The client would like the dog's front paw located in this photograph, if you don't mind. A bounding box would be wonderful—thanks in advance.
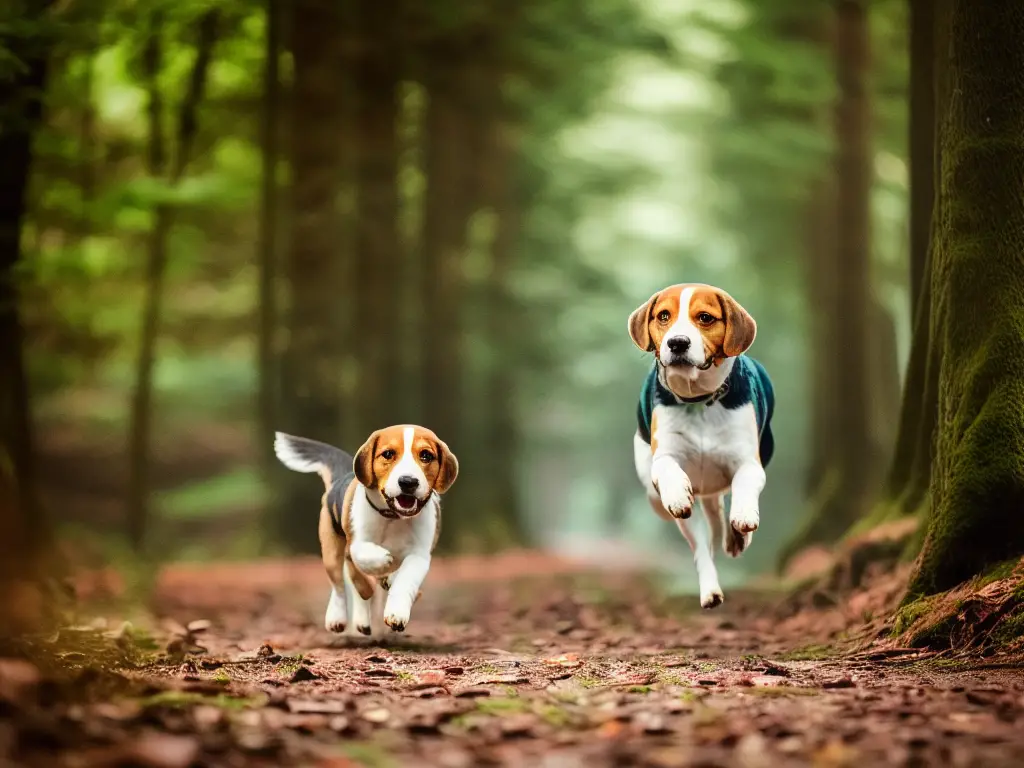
[659,475,694,519]
[351,543,395,576]
[729,502,759,534]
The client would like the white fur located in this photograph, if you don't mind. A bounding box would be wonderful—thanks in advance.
[273,432,323,474]
[343,483,438,635]
[633,355,766,609]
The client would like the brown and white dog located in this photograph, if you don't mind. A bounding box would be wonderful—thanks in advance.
[274,425,458,636]
[628,283,775,609]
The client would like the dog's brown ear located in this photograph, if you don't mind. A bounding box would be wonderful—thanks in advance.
[628,292,659,352]
[719,290,757,357]
[433,437,459,494]
[353,432,379,487]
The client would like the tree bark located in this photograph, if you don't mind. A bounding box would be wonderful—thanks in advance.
[830,0,874,527]
[905,0,1024,598]
[418,47,479,549]
[907,0,934,320]
[257,0,282,515]
[878,0,950,520]
[0,0,56,637]
[125,10,220,552]
[277,0,350,553]
[352,0,402,438]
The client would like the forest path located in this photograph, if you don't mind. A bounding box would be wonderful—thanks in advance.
[8,552,1024,767]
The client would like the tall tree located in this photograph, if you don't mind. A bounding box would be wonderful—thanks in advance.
[256,0,282,492]
[351,0,402,439]
[0,0,56,583]
[276,0,350,553]
[904,0,1024,598]
[125,9,221,551]
[871,0,949,525]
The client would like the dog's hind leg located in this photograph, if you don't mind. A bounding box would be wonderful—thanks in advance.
[652,495,723,609]
[700,494,726,557]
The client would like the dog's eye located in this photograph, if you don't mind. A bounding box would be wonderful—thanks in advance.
[657,310,671,323]
[697,312,716,325]
[380,449,396,460]
[419,450,435,463]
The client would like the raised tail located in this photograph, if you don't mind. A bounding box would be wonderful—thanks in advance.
[273,431,353,488]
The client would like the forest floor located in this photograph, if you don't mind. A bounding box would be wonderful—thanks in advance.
[5,550,1024,768]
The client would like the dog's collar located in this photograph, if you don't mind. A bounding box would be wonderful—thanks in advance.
[365,492,401,520]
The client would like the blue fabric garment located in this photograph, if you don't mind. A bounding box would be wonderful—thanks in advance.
[635,355,776,468]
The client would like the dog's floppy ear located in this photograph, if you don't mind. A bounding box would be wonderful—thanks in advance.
[353,431,379,487]
[719,290,757,357]
[433,437,459,494]
[628,291,659,352]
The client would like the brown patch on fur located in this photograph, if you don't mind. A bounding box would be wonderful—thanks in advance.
[688,287,727,364]
[628,286,684,354]
[650,411,660,454]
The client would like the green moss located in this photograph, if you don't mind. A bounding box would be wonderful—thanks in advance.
[975,557,1020,587]
[476,697,530,716]
[991,610,1024,645]
[537,704,573,728]
[628,685,652,694]
[891,596,935,637]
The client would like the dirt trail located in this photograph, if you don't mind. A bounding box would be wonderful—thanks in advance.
[4,552,1024,767]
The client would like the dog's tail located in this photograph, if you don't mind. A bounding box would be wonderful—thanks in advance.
[273,431,353,489]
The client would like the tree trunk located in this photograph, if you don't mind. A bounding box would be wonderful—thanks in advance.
[0,1,56,637]
[907,0,934,320]
[877,0,950,520]
[125,11,220,552]
[277,0,350,553]
[473,120,526,550]
[905,0,1024,598]
[831,0,874,525]
[419,50,478,549]
[779,2,876,565]
[257,0,282,523]
[352,0,402,438]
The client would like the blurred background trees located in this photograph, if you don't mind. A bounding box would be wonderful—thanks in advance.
[4,0,941,592]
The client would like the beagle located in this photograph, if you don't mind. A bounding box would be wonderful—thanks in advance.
[273,425,458,636]
[628,283,774,609]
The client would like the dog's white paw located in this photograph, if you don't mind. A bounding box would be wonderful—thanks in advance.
[324,590,347,633]
[351,543,395,576]
[659,475,694,519]
[725,528,752,558]
[383,597,411,633]
[700,586,725,610]
[729,502,759,534]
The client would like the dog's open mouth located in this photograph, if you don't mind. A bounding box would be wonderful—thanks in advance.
[392,494,419,513]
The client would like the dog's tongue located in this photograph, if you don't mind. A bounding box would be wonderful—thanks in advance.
[395,495,417,510]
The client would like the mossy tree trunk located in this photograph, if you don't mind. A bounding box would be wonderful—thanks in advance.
[905,0,1024,599]
[277,0,351,553]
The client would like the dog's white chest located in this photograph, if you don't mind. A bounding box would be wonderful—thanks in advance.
[656,402,758,495]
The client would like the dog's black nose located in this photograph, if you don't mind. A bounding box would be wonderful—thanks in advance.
[397,475,420,493]
[666,336,691,354]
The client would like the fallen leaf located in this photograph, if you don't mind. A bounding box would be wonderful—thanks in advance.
[633,711,671,735]
[479,674,528,685]
[597,719,627,740]
[364,668,396,678]
[823,677,856,689]
[328,715,352,733]
[187,619,212,634]
[257,643,275,657]
[454,687,491,698]
[444,666,465,676]
[409,669,447,689]
[543,653,581,669]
